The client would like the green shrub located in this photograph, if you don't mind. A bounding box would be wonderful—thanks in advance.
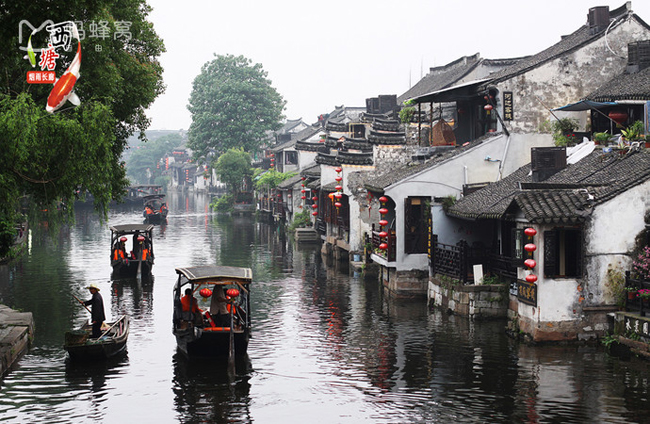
[210,194,234,212]
[288,209,311,231]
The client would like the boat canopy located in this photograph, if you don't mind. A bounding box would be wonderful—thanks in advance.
[552,100,618,111]
[110,224,155,234]
[175,266,253,284]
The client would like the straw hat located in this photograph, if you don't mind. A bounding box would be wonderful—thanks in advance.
[87,284,100,291]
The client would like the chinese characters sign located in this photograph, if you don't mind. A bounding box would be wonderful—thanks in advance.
[517,280,537,306]
[503,91,513,121]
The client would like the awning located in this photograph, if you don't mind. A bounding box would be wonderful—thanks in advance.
[407,78,491,104]
[552,100,617,111]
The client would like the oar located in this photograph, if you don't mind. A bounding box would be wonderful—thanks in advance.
[228,307,235,375]
[72,293,91,314]
[98,315,125,339]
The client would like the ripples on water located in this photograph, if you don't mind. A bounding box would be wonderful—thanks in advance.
[1,193,650,423]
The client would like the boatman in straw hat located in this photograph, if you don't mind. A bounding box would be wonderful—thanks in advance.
[84,284,106,338]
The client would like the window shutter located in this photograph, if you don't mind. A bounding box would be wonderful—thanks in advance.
[544,230,557,277]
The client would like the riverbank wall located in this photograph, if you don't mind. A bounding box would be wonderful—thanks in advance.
[0,304,34,378]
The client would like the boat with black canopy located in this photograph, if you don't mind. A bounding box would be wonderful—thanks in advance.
[172,265,252,359]
[110,224,155,279]
[142,194,168,224]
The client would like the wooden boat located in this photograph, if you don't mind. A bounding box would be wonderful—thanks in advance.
[172,265,252,358]
[110,224,155,279]
[142,194,168,223]
[64,315,129,360]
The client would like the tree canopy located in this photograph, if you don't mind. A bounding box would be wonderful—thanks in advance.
[187,54,285,159]
[214,148,252,195]
[0,0,165,255]
[126,133,182,184]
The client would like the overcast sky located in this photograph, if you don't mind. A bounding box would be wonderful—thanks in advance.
[144,0,650,131]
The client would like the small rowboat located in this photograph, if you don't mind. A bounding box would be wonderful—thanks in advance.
[64,315,129,360]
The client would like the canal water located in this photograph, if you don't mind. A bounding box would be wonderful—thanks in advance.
[0,191,649,423]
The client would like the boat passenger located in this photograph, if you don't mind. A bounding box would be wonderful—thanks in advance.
[181,288,203,326]
[210,287,230,327]
[84,284,106,339]
[113,237,127,260]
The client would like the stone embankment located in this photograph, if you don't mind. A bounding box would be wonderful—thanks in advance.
[0,304,34,377]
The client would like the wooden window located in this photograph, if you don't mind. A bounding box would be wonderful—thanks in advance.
[544,228,582,278]
[405,197,429,254]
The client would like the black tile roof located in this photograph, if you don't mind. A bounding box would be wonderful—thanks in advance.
[585,65,650,102]
[363,137,492,192]
[478,3,637,90]
[448,147,650,223]
[398,54,483,103]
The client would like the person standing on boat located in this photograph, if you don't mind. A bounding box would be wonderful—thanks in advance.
[84,284,106,338]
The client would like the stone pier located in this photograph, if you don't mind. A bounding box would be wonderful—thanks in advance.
[0,304,34,378]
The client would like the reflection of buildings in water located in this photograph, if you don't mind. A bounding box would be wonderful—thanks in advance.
[171,352,252,423]
[110,277,154,320]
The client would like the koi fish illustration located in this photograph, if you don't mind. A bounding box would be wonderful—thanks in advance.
[24,33,36,67]
[46,22,81,113]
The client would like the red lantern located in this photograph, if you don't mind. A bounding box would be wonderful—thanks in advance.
[524,227,537,237]
[379,196,388,203]
[335,185,342,191]
[335,176,342,182]
[335,167,342,173]
[379,208,388,215]
[312,211,318,216]
[379,219,388,226]
[524,259,537,269]
[484,104,493,111]
[312,196,318,201]
[524,243,537,252]
[328,193,335,200]
[301,196,306,200]
[525,274,538,283]
[199,288,212,298]
[311,204,318,209]
[379,231,388,238]
[335,202,342,208]
[120,236,127,242]
[301,176,306,181]
[334,193,342,199]
[379,243,388,250]
[226,288,240,298]
[301,189,306,193]
[608,110,628,125]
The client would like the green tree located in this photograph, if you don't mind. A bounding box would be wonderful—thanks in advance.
[0,0,165,255]
[187,54,285,159]
[215,148,251,196]
[126,133,182,184]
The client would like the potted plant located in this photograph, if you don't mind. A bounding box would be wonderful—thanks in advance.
[551,117,579,147]
[621,121,646,145]
[625,286,639,300]
[592,132,611,145]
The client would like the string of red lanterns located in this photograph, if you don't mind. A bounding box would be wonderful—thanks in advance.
[300,176,306,209]
[378,196,388,251]
[523,227,537,283]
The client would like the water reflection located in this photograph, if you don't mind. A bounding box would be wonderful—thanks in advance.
[172,352,252,422]
[2,191,650,423]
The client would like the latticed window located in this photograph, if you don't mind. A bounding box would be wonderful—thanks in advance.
[544,228,582,278]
